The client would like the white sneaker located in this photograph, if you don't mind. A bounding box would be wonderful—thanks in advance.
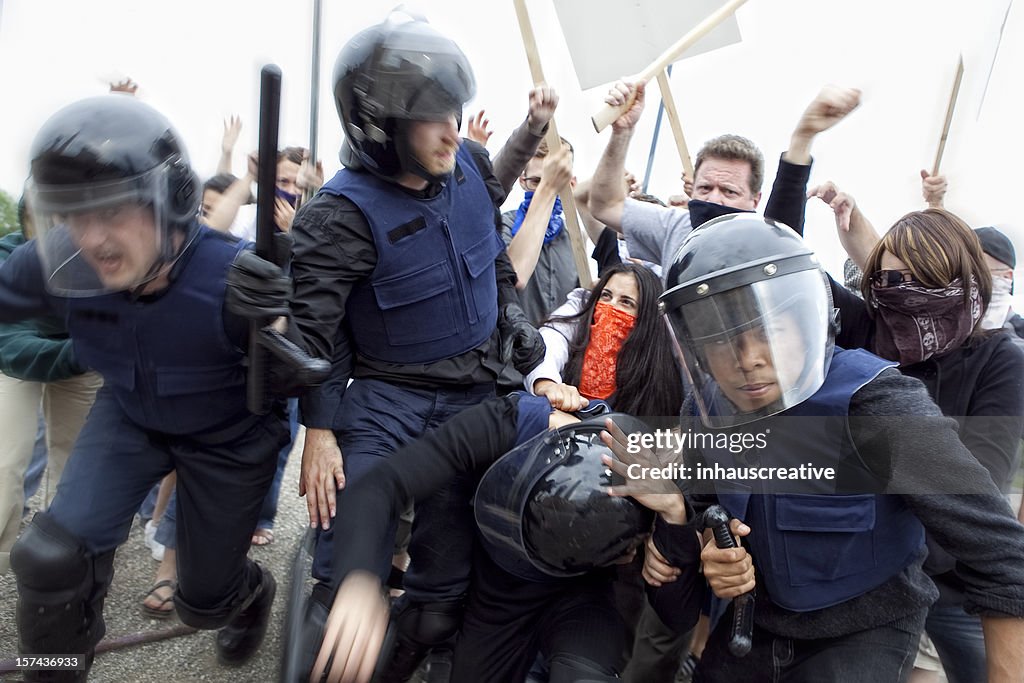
[144,520,157,547]
[145,520,165,562]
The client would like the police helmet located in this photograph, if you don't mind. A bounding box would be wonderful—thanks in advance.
[660,214,837,427]
[26,95,200,296]
[475,413,655,581]
[332,11,475,183]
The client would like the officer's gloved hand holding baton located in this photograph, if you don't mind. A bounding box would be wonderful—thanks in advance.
[700,506,755,656]
[225,250,293,320]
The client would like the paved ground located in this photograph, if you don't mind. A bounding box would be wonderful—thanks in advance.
[0,432,310,683]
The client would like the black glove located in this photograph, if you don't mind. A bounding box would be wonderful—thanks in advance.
[269,230,293,269]
[225,250,293,320]
[498,303,546,375]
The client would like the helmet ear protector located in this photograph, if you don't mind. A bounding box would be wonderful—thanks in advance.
[166,155,200,225]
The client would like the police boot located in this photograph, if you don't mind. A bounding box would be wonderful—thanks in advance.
[217,564,277,665]
[372,596,463,683]
[11,513,113,683]
[281,583,331,683]
[422,647,454,683]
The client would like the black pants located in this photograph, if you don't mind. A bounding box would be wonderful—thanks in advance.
[695,605,923,683]
[451,549,627,683]
[41,389,287,626]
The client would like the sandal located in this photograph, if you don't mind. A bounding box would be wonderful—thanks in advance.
[141,579,176,619]
[251,528,274,546]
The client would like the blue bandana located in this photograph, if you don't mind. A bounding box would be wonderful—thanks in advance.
[509,191,565,243]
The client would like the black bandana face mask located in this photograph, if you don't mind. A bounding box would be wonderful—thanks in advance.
[870,276,982,366]
[687,199,754,228]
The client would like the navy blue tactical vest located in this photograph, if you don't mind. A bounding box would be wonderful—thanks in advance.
[704,348,926,612]
[66,228,250,435]
[319,145,504,364]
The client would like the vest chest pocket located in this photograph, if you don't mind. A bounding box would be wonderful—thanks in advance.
[459,232,503,324]
[775,493,877,586]
[372,261,458,346]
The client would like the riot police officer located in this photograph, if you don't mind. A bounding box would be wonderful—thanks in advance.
[227,11,546,681]
[641,214,1024,682]
[2,95,294,680]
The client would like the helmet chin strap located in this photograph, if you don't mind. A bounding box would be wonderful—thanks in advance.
[128,223,198,299]
[394,131,453,187]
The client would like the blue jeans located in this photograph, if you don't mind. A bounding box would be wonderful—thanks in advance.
[695,607,924,683]
[22,414,47,505]
[925,603,985,683]
[312,379,494,602]
[256,397,299,530]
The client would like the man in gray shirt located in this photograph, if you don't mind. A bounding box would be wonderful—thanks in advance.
[589,81,862,269]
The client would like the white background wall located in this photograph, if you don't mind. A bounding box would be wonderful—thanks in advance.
[0,0,1020,288]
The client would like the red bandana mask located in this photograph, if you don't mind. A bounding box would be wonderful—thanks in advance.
[579,302,636,400]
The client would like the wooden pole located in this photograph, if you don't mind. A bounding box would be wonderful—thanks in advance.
[655,70,695,180]
[512,0,594,288]
[932,55,964,176]
[591,0,748,132]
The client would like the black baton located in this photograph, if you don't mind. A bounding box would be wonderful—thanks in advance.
[247,65,283,415]
[246,65,330,414]
[702,505,754,657]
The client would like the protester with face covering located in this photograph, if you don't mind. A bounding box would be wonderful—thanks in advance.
[526,262,681,418]
[974,226,1024,336]
[587,81,862,272]
[521,261,688,682]
[812,190,1024,683]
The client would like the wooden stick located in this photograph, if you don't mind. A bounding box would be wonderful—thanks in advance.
[932,55,964,176]
[0,627,199,673]
[591,0,749,133]
[655,71,695,180]
[512,0,594,288]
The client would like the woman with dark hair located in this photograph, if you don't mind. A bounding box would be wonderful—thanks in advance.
[813,189,1024,683]
[524,261,688,682]
[526,262,683,420]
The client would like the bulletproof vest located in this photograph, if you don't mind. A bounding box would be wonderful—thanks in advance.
[66,228,250,435]
[704,348,926,612]
[320,144,503,364]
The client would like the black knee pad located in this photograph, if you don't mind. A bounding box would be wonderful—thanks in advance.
[371,597,464,683]
[391,595,464,649]
[11,512,89,594]
[10,513,109,662]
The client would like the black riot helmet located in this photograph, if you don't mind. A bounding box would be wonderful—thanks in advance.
[475,413,655,581]
[660,214,838,428]
[332,10,476,183]
[26,95,200,296]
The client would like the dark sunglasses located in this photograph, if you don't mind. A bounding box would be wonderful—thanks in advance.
[871,269,917,288]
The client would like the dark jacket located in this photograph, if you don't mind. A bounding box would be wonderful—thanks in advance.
[652,368,1024,640]
[830,276,1024,604]
[0,232,83,382]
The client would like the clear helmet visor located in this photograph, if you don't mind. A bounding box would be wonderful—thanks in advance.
[664,269,835,428]
[26,165,171,296]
